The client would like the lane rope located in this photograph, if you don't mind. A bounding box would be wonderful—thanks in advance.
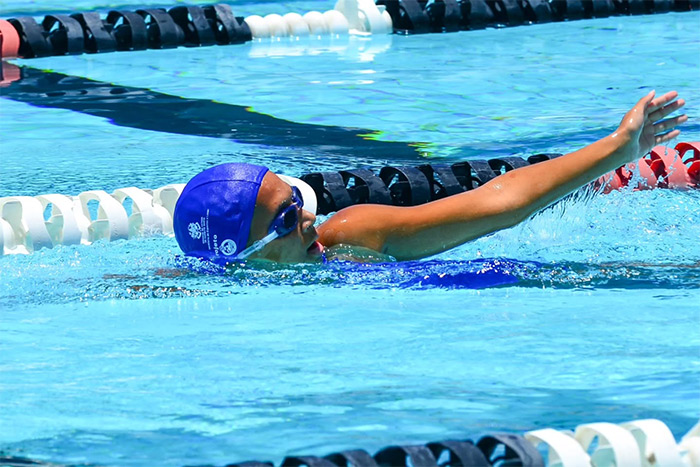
[0,417,697,466]
[1,142,697,256]
[1,0,697,59]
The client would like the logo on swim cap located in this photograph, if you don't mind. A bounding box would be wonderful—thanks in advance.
[219,239,236,256]
[220,239,237,256]
[188,222,202,240]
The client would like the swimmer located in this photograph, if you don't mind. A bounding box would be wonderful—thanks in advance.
[173,90,687,264]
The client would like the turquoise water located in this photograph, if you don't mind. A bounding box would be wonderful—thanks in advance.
[1,3,700,465]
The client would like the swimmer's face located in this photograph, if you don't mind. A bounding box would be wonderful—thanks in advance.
[247,171,323,263]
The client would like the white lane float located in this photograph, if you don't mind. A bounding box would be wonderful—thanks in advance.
[0,177,317,256]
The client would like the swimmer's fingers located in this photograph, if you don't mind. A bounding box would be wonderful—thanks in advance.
[655,129,682,145]
[653,114,687,134]
[647,90,679,112]
[648,96,685,123]
[653,114,688,143]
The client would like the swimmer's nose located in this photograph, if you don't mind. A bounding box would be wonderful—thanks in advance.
[301,208,316,231]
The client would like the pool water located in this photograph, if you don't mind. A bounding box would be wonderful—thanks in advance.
[1,2,699,465]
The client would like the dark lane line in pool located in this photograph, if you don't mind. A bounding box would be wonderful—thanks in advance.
[0,66,427,159]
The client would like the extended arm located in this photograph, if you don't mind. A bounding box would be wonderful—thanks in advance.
[317,91,687,260]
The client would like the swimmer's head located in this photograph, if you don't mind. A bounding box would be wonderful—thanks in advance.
[173,163,322,264]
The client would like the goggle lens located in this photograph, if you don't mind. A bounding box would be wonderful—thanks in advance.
[278,207,299,234]
[269,186,304,236]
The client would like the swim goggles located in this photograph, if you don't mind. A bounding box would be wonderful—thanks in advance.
[236,185,304,260]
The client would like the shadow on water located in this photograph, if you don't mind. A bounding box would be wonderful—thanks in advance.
[2,255,699,306]
[0,67,427,160]
[71,257,700,303]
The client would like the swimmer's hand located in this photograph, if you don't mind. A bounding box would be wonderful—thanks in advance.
[616,90,687,162]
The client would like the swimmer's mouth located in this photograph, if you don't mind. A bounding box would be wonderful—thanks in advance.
[307,241,324,256]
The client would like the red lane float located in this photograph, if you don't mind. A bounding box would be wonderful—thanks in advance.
[676,141,700,185]
[597,142,700,192]
[0,18,21,59]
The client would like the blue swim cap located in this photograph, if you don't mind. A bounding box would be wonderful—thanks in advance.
[173,163,269,263]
